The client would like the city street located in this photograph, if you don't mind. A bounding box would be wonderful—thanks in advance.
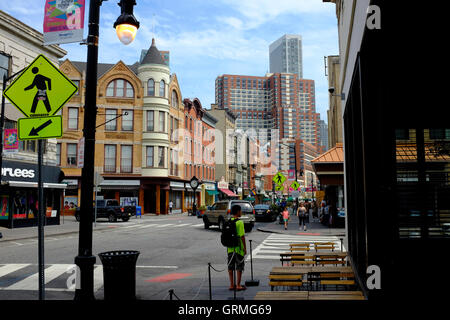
[0,213,344,300]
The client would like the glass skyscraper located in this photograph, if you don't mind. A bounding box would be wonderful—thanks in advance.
[269,34,303,78]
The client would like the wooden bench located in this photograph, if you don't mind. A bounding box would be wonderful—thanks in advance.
[280,252,308,266]
[290,255,316,266]
[308,291,364,300]
[314,242,336,251]
[269,280,303,291]
[269,274,304,281]
[254,291,309,300]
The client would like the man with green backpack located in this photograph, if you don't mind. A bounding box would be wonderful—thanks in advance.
[222,205,247,291]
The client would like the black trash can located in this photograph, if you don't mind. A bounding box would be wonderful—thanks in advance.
[98,250,140,300]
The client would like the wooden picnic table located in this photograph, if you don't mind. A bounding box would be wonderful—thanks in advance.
[311,251,347,257]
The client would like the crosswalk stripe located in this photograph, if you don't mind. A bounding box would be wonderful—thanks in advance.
[192,223,204,227]
[7,264,72,290]
[0,264,29,278]
[93,265,103,292]
[154,224,174,228]
[172,223,192,227]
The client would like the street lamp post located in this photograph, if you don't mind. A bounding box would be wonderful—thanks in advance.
[74,0,139,301]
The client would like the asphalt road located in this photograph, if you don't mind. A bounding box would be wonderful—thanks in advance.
[0,214,342,300]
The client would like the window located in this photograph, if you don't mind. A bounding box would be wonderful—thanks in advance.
[148,79,155,96]
[0,52,10,80]
[172,90,178,108]
[121,145,132,173]
[67,143,77,166]
[158,146,165,168]
[68,108,78,129]
[146,146,154,167]
[159,111,165,132]
[104,145,116,172]
[56,143,61,165]
[159,80,165,98]
[147,111,154,131]
[72,80,80,95]
[106,79,134,98]
[105,109,117,131]
[122,110,133,131]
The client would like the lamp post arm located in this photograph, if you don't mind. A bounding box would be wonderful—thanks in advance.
[95,111,128,128]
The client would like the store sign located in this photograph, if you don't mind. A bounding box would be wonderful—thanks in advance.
[204,183,216,190]
[1,167,35,179]
[217,176,228,189]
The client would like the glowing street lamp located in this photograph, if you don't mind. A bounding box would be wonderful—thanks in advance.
[114,0,140,45]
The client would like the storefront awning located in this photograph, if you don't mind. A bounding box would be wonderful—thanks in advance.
[206,190,219,195]
[99,180,140,189]
[6,181,67,189]
[219,188,239,197]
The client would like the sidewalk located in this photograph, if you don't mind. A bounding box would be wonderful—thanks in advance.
[257,213,346,237]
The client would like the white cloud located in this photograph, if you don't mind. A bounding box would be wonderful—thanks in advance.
[221,0,333,29]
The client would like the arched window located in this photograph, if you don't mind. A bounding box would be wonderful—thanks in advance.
[106,79,134,97]
[159,80,165,98]
[171,90,178,108]
[148,79,155,96]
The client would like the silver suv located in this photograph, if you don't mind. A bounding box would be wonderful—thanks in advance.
[203,200,255,233]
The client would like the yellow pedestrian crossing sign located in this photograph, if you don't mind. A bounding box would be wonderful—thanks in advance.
[3,54,78,118]
[290,181,300,191]
[18,116,62,140]
[273,172,286,185]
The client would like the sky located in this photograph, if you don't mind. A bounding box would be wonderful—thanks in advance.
[0,0,339,124]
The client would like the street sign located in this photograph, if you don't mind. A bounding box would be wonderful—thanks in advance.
[17,116,63,140]
[275,184,284,191]
[3,54,78,118]
[273,172,286,185]
[290,181,300,191]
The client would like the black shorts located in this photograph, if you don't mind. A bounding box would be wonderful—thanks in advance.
[227,252,245,271]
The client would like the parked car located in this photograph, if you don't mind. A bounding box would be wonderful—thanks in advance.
[203,200,255,233]
[75,199,134,222]
[254,204,277,222]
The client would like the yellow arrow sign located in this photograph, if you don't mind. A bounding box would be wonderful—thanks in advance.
[18,116,63,140]
[3,54,78,118]
[275,184,284,191]
[273,172,286,185]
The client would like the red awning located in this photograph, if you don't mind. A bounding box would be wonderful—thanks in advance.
[219,188,239,197]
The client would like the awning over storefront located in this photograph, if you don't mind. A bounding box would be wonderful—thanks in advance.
[5,181,67,189]
[206,190,219,195]
[170,181,186,191]
[100,180,140,190]
[219,188,239,197]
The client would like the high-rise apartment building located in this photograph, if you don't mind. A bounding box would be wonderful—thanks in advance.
[215,73,320,147]
[269,34,303,78]
[319,119,329,150]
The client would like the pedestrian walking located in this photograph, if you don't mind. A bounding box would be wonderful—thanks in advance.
[297,202,308,231]
[227,205,247,291]
[169,200,173,214]
[312,200,318,222]
[282,207,290,230]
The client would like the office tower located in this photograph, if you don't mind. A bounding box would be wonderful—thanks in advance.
[319,120,329,150]
[269,34,303,78]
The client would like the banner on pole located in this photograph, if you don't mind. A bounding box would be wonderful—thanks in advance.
[43,0,85,45]
[3,129,19,153]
